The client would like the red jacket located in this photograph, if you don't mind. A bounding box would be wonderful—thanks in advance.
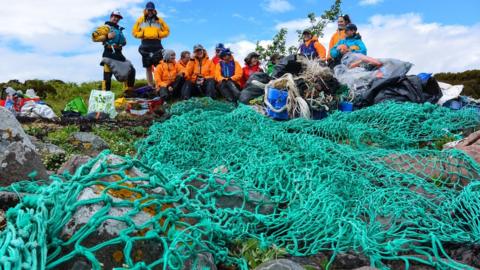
[241,64,263,88]
[212,55,221,65]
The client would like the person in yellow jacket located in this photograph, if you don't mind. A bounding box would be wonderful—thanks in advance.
[328,14,351,61]
[215,48,243,103]
[299,30,326,62]
[132,2,170,87]
[182,44,217,100]
[154,50,185,100]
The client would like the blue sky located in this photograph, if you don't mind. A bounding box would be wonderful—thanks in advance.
[0,0,478,82]
[117,0,480,52]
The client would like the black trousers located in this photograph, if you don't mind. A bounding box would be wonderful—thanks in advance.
[158,75,185,100]
[218,80,241,102]
[139,40,163,68]
[181,79,217,100]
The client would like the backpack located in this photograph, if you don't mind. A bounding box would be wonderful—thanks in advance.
[92,25,110,42]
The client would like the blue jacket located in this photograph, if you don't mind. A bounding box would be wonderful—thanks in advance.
[330,34,367,59]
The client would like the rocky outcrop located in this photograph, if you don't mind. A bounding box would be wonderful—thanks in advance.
[255,259,305,270]
[0,107,48,186]
[69,132,108,156]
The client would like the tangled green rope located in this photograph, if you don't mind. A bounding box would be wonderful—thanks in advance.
[1,99,479,269]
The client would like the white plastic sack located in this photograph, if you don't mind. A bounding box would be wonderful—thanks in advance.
[437,82,464,105]
[25,89,39,98]
[20,101,57,119]
[88,90,117,119]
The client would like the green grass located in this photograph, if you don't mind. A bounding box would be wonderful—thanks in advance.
[24,124,148,171]
[229,239,287,269]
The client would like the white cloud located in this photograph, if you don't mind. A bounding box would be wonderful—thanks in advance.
[0,6,478,83]
[359,0,384,6]
[0,0,142,38]
[262,0,294,13]
[0,0,144,82]
[273,13,480,74]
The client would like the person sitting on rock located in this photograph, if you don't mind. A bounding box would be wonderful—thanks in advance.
[299,29,327,62]
[182,44,217,100]
[178,51,191,72]
[215,48,243,103]
[154,50,185,101]
[330,24,367,61]
[267,53,281,77]
[242,52,264,88]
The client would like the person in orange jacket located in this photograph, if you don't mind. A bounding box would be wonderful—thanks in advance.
[215,48,243,103]
[182,44,217,100]
[154,50,185,100]
[132,2,170,88]
[299,30,326,61]
[328,15,351,60]
[178,51,191,72]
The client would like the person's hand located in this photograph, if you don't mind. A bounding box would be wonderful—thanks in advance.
[107,31,116,39]
[350,45,360,51]
[338,45,349,54]
[168,86,173,92]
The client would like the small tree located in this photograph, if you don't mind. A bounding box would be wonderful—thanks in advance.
[255,28,288,63]
[296,0,342,40]
[256,0,342,61]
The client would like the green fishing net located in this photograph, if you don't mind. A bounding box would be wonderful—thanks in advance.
[1,98,479,270]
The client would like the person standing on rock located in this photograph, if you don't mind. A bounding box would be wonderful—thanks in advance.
[132,1,170,88]
[91,10,136,94]
[328,14,351,60]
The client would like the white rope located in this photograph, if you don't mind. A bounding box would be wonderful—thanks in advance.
[264,73,311,119]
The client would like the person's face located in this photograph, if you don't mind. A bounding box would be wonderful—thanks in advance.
[250,57,259,66]
[303,33,312,42]
[345,29,354,38]
[194,49,204,58]
[147,9,155,16]
[181,53,191,63]
[169,53,176,62]
[110,15,121,24]
[215,48,222,56]
[338,17,346,28]
[223,55,232,62]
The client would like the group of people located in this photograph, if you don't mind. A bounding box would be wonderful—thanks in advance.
[299,15,367,64]
[92,2,367,103]
[153,44,270,103]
